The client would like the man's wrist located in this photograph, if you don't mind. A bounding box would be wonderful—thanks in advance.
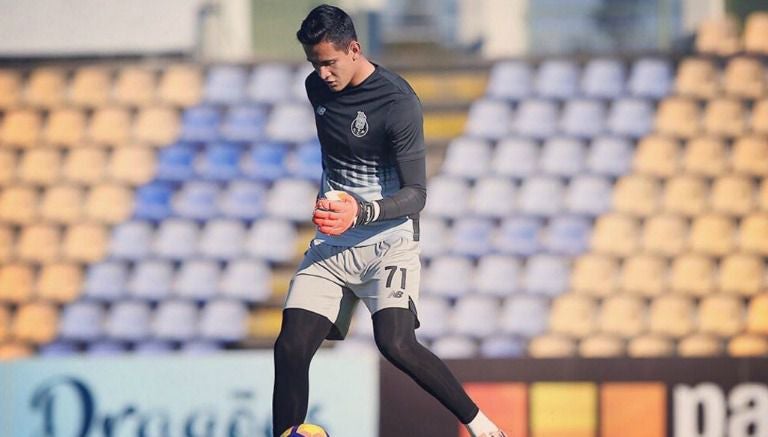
[354,200,379,226]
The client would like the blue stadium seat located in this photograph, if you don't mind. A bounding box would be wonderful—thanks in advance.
[199,299,248,342]
[587,136,633,176]
[245,218,297,263]
[494,217,542,256]
[172,259,220,301]
[181,340,222,355]
[442,137,493,180]
[419,215,449,260]
[565,174,613,216]
[474,254,520,296]
[198,218,246,259]
[464,99,513,140]
[247,63,293,104]
[451,217,494,258]
[265,178,317,222]
[543,216,591,255]
[38,341,79,357]
[172,181,220,220]
[628,58,672,99]
[220,105,267,142]
[470,176,516,218]
[423,255,473,298]
[133,181,175,221]
[607,98,654,138]
[86,341,127,356]
[423,176,471,219]
[559,99,606,138]
[109,221,153,260]
[486,61,533,100]
[241,142,288,182]
[287,140,323,181]
[480,335,525,358]
[266,102,316,143]
[128,260,174,301]
[220,259,271,302]
[492,137,539,178]
[514,99,558,139]
[153,218,200,259]
[203,65,247,105]
[431,335,478,359]
[83,261,129,301]
[414,295,450,340]
[581,58,625,99]
[152,300,198,341]
[105,301,151,341]
[179,105,221,143]
[450,294,499,338]
[518,176,564,217]
[535,59,579,99]
[59,301,106,341]
[499,295,549,337]
[523,254,569,296]
[155,142,197,182]
[219,180,267,220]
[133,340,174,355]
[195,142,242,181]
[539,136,586,177]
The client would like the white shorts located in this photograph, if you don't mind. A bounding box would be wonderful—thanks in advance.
[285,236,421,340]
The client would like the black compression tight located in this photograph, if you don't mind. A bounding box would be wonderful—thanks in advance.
[272,307,479,437]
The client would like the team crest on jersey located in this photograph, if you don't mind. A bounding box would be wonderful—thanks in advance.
[351,111,369,137]
[316,105,326,115]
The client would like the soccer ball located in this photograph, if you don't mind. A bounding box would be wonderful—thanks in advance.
[280,423,329,437]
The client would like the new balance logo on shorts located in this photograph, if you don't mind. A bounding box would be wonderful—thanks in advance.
[388,290,404,299]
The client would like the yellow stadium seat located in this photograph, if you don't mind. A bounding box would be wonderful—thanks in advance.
[678,334,723,357]
[752,99,768,135]
[63,147,107,186]
[723,57,765,99]
[0,263,34,303]
[0,225,13,263]
[36,262,82,303]
[84,183,133,224]
[248,307,283,340]
[579,334,624,357]
[0,69,22,109]
[702,98,746,138]
[718,253,763,296]
[12,301,58,344]
[549,294,596,338]
[696,16,741,55]
[599,295,646,338]
[25,67,66,108]
[69,66,112,107]
[682,137,727,177]
[44,107,86,147]
[674,58,719,99]
[698,295,744,337]
[728,334,768,357]
[731,136,768,176]
[689,214,736,256]
[270,268,294,302]
[655,96,702,139]
[633,135,680,178]
[612,174,660,217]
[88,106,131,146]
[0,341,34,361]
[739,213,768,255]
[570,253,619,297]
[627,334,674,357]
[158,64,202,107]
[649,295,695,338]
[710,175,755,217]
[40,185,84,224]
[619,254,667,297]
[642,214,687,256]
[670,254,716,296]
[0,185,38,224]
[62,223,107,262]
[115,66,156,106]
[108,145,156,186]
[744,12,768,54]
[17,224,60,263]
[18,148,61,186]
[0,108,42,147]
[747,294,768,334]
[528,334,576,358]
[0,149,16,184]
[662,175,708,217]
[134,106,180,146]
[591,213,640,257]
[0,305,9,341]
[760,179,768,212]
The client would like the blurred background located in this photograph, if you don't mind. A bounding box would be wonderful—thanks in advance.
[1,0,768,436]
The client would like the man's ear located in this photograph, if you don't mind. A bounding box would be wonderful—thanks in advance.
[349,41,361,59]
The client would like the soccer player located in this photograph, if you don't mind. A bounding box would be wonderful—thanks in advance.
[272,4,507,437]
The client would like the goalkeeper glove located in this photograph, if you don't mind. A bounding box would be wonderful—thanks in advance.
[313,191,375,236]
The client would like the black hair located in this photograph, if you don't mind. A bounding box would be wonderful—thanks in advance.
[296,4,357,50]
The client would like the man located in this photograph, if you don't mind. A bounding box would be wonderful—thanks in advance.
[272,4,507,437]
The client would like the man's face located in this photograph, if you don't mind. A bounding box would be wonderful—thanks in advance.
[303,40,359,92]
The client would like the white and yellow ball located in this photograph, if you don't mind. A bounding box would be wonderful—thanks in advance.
[280,423,329,437]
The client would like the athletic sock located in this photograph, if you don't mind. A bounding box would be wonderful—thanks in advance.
[466,410,501,437]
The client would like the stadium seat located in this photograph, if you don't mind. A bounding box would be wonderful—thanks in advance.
[172,259,220,300]
[44,108,86,147]
[244,218,298,263]
[564,175,613,216]
[415,296,451,340]
[542,216,590,255]
[153,218,199,259]
[133,181,174,221]
[109,220,153,260]
[474,255,520,297]
[486,61,533,100]
[627,58,672,99]
[86,341,127,356]
[599,295,646,338]
[200,299,248,342]
[492,137,538,178]
[152,300,198,341]
[69,66,111,107]
[241,142,288,182]
[710,175,754,217]
[62,222,108,262]
[703,98,746,138]
[1,306,12,341]
[590,213,639,257]
[539,136,585,177]
[266,102,316,143]
[549,294,596,338]
[761,180,768,212]
[744,11,768,53]
[493,217,542,256]
[0,185,38,224]
[612,174,660,217]
[172,181,220,220]
[84,183,134,224]
[220,105,267,142]
[39,185,82,225]
[83,261,128,301]
[63,147,107,186]
[17,224,60,263]
[678,334,722,357]
[559,99,605,138]
[0,342,34,360]
[570,253,618,297]
[746,294,768,334]
[109,145,156,186]
[220,259,271,302]
[606,98,653,138]
[630,335,675,359]
[114,66,156,106]
[498,295,548,338]
[181,340,222,355]
[633,135,680,178]
[158,64,202,107]
[682,136,727,177]
[619,254,667,297]
[464,99,513,140]
[219,180,266,220]
[470,176,516,218]
[0,149,15,184]
[0,226,12,264]
[518,176,564,217]
[662,175,708,217]
[529,334,576,358]
[36,262,82,303]
[689,214,736,256]
[649,295,695,338]
[25,67,66,108]
[423,255,473,298]
[133,106,180,146]
[514,99,558,139]
[723,56,765,99]
[442,136,493,179]
[752,99,768,135]
[431,335,478,359]
[0,69,21,109]
[290,64,314,101]
[739,213,768,255]
[728,334,768,357]
[670,254,715,297]
[419,215,448,260]
[265,178,316,222]
[451,217,494,258]
[523,254,569,297]
[155,142,196,182]
[535,59,579,99]
[179,105,221,143]
[195,142,242,181]
[286,139,323,181]
[88,106,131,146]
[720,247,762,294]
[641,214,687,256]
[133,340,174,355]
[731,136,768,176]
[198,218,246,259]
[246,63,293,103]
[59,301,106,341]
[587,136,634,176]
[129,260,174,301]
[247,307,283,340]
[204,65,247,105]
[579,334,624,358]
[12,302,58,344]
[698,295,744,337]
[480,335,525,358]
[423,176,471,219]
[675,57,719,99]
[695,15,740,55]
[450,294,499,338]
[0,263,34,303]
[581,58,624,99]
[0,108,42,147]
[19,148,61,186]
[654,96,701,139]
[105,301,152,341]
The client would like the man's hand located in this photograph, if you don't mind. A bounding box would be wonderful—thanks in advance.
[313,192,360,236]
